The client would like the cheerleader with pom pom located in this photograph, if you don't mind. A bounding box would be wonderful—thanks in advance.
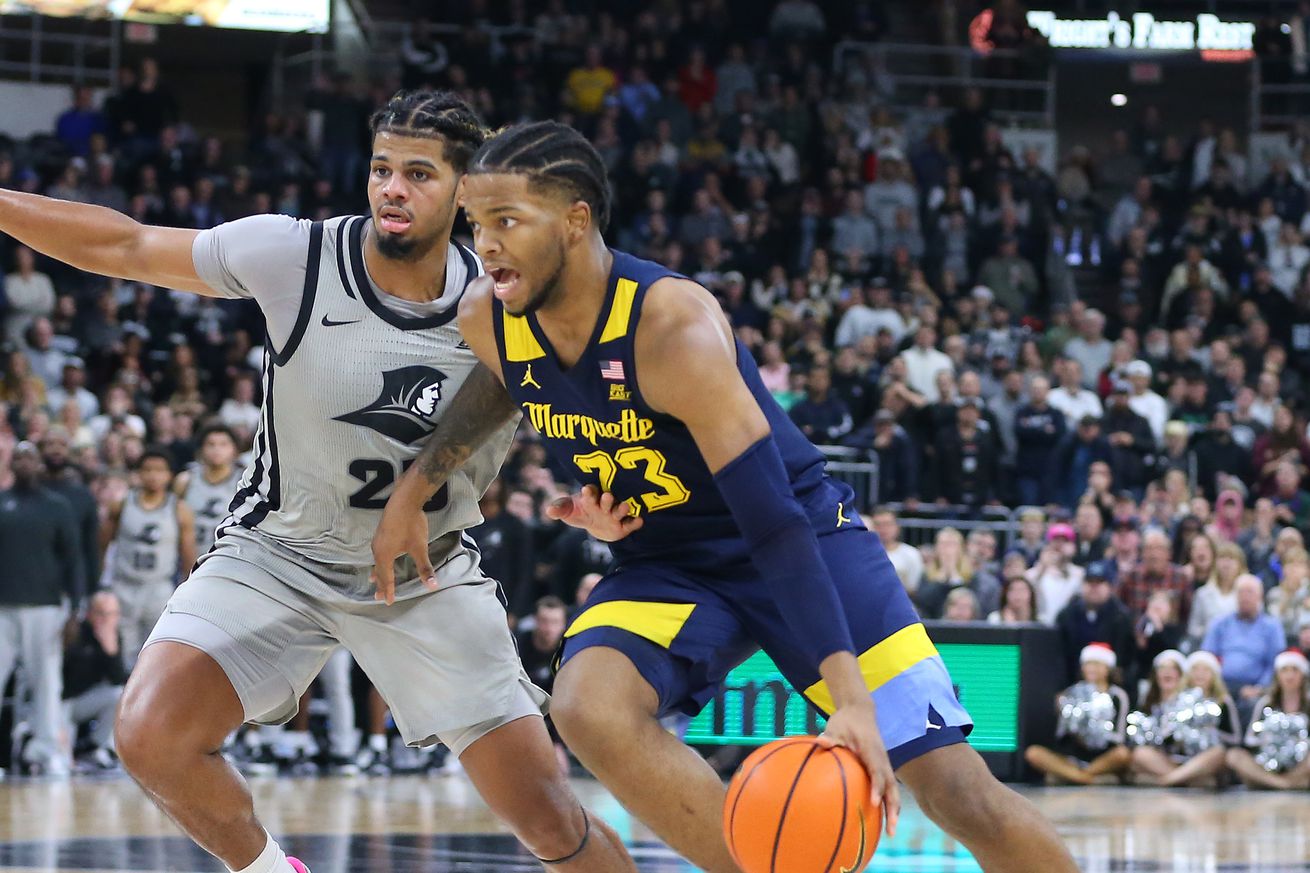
[1225,649,1310,789]
[1024,643,1132,784]
[1131,650,1241,786]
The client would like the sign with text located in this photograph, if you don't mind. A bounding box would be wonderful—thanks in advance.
[683,643,1022,752]
[1025,10,1254,54]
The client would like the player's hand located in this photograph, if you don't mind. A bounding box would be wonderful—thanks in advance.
[545,485,644,542]
[818,700,900,838]
[370,499,436,605]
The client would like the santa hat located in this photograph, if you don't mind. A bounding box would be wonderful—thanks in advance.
[1185,650,1222,677]
[1080,642,1117,668]
[1152,649,1187,674]
[1275,648,1310,675]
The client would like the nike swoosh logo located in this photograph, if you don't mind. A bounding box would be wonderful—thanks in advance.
[456,339,471,350]
[840,810,868,873]
[321,315,362,327]
[925,721,942,730]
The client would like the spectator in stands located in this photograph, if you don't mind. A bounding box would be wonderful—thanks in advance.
[788,365,853,444]
[864,408,919,502]
[918,527,998,620]
[1055,561,1135,683]
[1064,310,1114,389]
[1027,523,1086,625]
[1072,502,1107,566]
[1120,529,1193,623]
[1188,541,1245,643]
[942,588,981,622]
[1053,418,1113,511]
[1226,648,1310,790]
[870,508,923,595]
[901,325,953,401]
[46,358,98,424]
[5,246,56,345]
[1013,376,1065,507]
[1252,405,1310,497]
[989,569,1037,625]
[1102,381,1155,498]
[1048,360,1103,428]
[469,479,534,625]
[1193,407,1252,501]
[1271,462,1310,530]
[1131,591,1185,689]
[23,318,67,391]
[1203,574,1288,724]
[930,397,1000,510]
[63,590,127,769]
[1267,547,1310,640]
[1010,508,1047,567]
[975,235,1037,315]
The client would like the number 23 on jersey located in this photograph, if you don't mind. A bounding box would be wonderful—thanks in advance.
[573,446,690,517]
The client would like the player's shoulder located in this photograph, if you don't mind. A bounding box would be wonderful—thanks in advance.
[639,275,731,355]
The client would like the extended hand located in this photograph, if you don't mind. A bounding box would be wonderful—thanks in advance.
[817,700,899,837]
[545,485,645,542]
[370,499,436,605]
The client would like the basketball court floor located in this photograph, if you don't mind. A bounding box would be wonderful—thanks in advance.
[0,775,1305,872]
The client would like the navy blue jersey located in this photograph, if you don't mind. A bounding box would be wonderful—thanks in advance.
[492,249,857,572]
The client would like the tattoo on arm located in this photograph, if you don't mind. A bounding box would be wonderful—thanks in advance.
[414,363,518,487]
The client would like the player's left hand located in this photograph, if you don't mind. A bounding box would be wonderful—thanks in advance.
[546,485,644,542]
[818,700,900,838]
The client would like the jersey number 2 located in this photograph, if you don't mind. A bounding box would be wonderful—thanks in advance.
[347,459,449,511]
[573,447,690,515]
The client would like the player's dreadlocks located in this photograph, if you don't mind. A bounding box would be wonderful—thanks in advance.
[369,90,488,173]
[467,121,612,232]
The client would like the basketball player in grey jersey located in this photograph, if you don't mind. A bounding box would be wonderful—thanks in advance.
[175,424,244,555]
[103,447,195,667]
[0,91,636,873]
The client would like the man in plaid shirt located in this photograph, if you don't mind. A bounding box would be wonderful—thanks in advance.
[1117,528,1193,623]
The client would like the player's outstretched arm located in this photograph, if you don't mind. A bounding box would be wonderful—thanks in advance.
[636,277,899,834]
[0,189,213,294]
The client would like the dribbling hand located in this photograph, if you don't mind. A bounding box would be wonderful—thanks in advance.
[370,499,437,606]
[817,700,900,838]
[546,485,644,542]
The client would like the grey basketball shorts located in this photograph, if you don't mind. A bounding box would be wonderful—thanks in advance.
[144,526,548,756]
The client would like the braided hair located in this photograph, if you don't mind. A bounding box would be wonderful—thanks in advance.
[369,90,488,173]
[468,121,612,232]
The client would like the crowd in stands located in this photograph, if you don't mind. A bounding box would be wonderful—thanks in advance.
[1,0,1309,780]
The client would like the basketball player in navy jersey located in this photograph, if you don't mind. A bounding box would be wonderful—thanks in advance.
[0,97,635,873]
[373,122,1078,873]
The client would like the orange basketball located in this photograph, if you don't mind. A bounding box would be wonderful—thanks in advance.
[723,737,881,873]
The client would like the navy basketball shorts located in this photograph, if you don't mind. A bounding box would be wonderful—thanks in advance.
[557,526,973,769]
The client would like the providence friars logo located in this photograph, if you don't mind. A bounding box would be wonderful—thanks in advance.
[335,366,448,444]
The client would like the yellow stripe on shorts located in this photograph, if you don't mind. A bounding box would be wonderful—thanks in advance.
[564,600,696,649]
[803,623,939,715]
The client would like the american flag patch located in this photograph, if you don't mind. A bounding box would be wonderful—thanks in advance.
[599,360,625,381]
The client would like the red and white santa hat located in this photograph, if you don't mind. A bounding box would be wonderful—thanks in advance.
[1152,649,1187,674]
[1275,648,1310,675]
[1185,650,1222,677]
[1080,642,1117,668]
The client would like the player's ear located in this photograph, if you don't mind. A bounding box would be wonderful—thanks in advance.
[565,200,591,242]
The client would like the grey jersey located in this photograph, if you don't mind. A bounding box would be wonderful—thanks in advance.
[110,491,180,588]
[192,214,516,568]
[184,464,245,554]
